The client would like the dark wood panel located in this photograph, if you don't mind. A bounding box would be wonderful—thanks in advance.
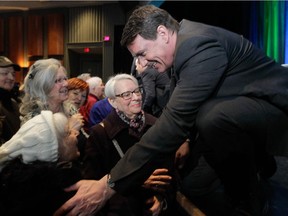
[8,16,24,67]
[27,15,43,57]
[47,13,64,55]
[8,16,24,83]
[0,18,4,53]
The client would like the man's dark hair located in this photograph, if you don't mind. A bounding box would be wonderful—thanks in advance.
[120,5,179,47]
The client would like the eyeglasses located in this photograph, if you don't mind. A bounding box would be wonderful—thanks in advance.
[115,87,143,100]
[55,76,68,84]
[0,71,16,77]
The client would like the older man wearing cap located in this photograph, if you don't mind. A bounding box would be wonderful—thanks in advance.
[0,56,21,145]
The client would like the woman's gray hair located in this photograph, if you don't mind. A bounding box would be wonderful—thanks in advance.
[105,73,138,99]
[20,58,66,116]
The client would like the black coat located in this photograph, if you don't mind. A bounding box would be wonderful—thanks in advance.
[82,109,175,216]
[0,88,20,145]
[0,159,82,216]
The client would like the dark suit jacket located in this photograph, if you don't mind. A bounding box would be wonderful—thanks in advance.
[110,19,288,193]
[0,159,82,216]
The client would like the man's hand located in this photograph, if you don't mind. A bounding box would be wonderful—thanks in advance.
[175,140,190,169]
[53,175,115,216]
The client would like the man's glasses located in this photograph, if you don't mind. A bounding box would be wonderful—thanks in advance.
[115,87,143,100]
[0,71,16,77]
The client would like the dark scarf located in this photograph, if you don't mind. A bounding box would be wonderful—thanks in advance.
[116,110,145,134]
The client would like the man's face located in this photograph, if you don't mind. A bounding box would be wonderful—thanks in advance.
[0,66,15,91]
[127,26,174,73]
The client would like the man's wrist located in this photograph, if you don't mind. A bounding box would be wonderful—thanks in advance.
[107,173,115,188]
[105,174,116,199]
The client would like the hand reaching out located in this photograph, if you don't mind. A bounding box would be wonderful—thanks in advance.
[53,175,115,216]
[145,195,165,216]
[142,168,172,192]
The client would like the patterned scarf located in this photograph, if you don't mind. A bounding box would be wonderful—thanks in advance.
[116,110,145,133]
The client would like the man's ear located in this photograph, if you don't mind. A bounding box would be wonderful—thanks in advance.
[157,25,169,42]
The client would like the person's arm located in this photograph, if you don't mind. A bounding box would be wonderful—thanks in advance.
[53,36,228,216]
[53,175,116,216]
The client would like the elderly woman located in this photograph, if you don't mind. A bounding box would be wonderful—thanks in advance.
[0,110,84,216]
[82,74,176,216]
[19,58,83,142]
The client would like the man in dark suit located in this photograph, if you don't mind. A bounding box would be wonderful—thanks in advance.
[55,5,288,216]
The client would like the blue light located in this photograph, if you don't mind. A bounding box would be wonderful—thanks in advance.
[148,0,165,8]
[285,1,288,64]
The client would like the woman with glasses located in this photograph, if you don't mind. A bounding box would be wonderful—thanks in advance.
[20,58,83,142]
[82,73,176,216]
[1,59,88,215]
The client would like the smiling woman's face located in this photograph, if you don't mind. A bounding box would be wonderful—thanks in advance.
[111,79,142,119]
[67,89,87,109]
[48,67,68,106]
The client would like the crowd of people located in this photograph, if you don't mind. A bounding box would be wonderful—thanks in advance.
[0,56,182,216]
[0,4,288,216]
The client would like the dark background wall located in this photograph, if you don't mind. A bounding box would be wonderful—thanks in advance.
[160,1,251,38]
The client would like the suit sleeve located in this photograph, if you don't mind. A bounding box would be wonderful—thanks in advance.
[110,36,228,194]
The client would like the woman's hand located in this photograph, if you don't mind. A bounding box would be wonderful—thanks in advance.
[142,168,172,192]
[145,195,166,216]
[68,113,84,131]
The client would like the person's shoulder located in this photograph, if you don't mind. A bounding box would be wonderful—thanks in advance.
[94,98,108,107]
